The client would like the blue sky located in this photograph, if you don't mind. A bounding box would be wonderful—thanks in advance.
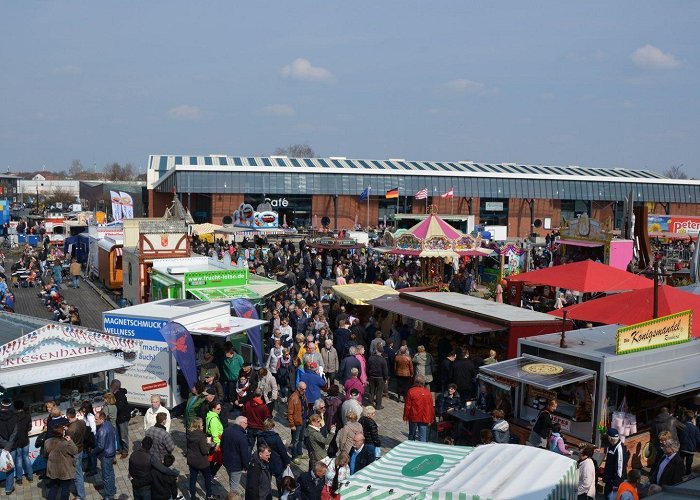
[1,1,698,176]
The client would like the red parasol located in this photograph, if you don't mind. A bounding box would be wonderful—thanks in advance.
[507,260,653,293]
[550,284,700,338]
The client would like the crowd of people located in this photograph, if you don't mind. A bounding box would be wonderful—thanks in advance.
[0,231,697,500]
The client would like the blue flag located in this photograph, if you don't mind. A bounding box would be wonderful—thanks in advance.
[231,298,263,367]
[359,186,371,202]
[159,321,197,391]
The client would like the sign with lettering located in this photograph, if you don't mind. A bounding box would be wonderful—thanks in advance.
[616,310,692,355]
[551,415,571,432]
[648,214,700,236]
[184,269,249,290]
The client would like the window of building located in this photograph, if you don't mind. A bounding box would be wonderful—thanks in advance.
[479,199,509,226]
[560,200,591,225]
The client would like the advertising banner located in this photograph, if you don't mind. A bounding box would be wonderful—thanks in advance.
[616,310,692,355]
[103,314,176,406]
[119,191,134,219]
[648,214,700,236]
[233,203,279,228]
[184,268,249,291]
[109,191,122,221]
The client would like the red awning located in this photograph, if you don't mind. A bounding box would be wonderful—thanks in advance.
[367,295,502,336]
[507,260,653,293]
[550,284,700,338]
[556,239,603,248]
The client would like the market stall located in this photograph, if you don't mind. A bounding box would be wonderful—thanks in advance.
[340,441,578,500]
[149,256,285,304]
[331,283,398,306]
[368,291,566,359]
[556,213,634,270]
[103,299,268,407]
[0,312,141,477]
[482,313,700,466]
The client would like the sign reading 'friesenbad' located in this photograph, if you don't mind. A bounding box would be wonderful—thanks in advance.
[616,310,692,355]
[184,269,249,290]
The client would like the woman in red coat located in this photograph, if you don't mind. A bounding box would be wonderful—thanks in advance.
[403,376,434,442]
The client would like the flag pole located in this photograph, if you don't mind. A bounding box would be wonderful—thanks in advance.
[451,187,454,214]
[396,191,400,228]
[366,187,370,229]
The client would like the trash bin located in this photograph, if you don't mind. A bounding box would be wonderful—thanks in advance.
[28,235,39,247]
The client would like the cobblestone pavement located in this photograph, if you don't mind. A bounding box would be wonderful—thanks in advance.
[7,395,410,500]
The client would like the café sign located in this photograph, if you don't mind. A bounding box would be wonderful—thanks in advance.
[184,269,249,290]
[616,310,692,355]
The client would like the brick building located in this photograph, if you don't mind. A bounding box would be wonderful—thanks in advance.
[146,155,700,238]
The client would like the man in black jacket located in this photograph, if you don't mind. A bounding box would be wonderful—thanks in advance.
[111,379,131,459]
[349,433,376,475]
[245,444,273,500]
[151,453,180,500]
[298,461,327,500]
[452,350,478,400]
[11,400,32,484]
[129,437,154,500]
[650,439,685,487]
[366,347,388,410]
[0,399,18,495]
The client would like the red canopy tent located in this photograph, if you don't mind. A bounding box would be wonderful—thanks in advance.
[507,260,653,293]
[549,284,700,338]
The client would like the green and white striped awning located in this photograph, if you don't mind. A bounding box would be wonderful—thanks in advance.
[340,442,578,500]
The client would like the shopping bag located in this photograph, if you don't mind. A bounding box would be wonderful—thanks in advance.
[0,449,14,473]
[208,446,222,465]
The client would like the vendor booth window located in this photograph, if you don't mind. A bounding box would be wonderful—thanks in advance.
[479,199,508,226]
[560,200,590,225]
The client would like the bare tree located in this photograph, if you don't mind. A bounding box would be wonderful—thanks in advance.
[273,143,315,158]
[46,186,76,208]
[103,162,137,181]
[69,159,85,179]
[664,164,688,179]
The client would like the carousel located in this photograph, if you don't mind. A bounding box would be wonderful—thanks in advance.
[385,206,490,285]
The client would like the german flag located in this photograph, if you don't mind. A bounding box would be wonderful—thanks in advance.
[385,187,399,199]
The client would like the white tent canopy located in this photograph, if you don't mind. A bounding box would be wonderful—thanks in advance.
[340,442,578,500]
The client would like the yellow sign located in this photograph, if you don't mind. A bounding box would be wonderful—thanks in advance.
[616,310,692,355]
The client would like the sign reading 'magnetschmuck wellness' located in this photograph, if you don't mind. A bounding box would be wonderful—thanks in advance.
[616,310,692,355]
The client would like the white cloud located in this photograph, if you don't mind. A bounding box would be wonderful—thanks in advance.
[166,104,202,120]
[445,79,485,93]
[54,65,82,75]
[261,104,295,116]
[631,44,680,70]
[281,58,334,83]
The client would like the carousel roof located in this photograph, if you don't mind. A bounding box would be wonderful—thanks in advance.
[407,214,464,240]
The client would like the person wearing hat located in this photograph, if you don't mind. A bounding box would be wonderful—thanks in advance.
[602,428,629,498]
[0,399,18,495]
[203,371,224,402]
[199,352,220,383]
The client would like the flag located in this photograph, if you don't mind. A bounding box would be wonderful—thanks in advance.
[441,188,454,199]
[159,321,197,390]
[359,186,371,202]
[119,191,134,219]
[231,298,263,366]
[110,191,123,221]
[385,187,399,199]
[415,188,428,200]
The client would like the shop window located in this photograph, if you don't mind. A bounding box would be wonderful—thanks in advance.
[479,199,509,226]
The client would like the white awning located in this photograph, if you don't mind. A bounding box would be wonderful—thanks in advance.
[185,315,268,337]
[0,353,134,388]
[608,353,700,397]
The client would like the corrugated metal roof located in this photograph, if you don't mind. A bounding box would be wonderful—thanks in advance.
[148,154,667,180]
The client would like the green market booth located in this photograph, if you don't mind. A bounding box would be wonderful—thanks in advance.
[150,260,285,304]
